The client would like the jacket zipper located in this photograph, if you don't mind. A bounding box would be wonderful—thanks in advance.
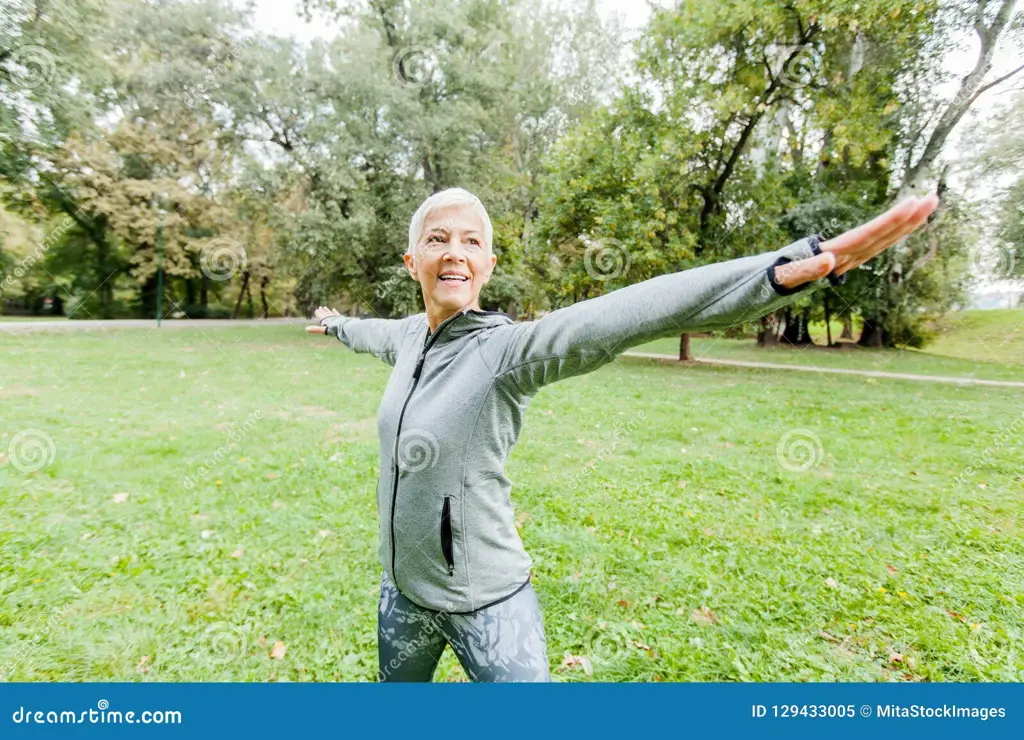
[389,309,467,590]
[440,496,454,576]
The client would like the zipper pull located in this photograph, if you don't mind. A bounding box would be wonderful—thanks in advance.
[447,563,454,576]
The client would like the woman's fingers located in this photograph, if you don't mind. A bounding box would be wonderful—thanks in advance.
[834,195,939,274]
[822,197,921,255]
[305,325,327,334]
[822,194,939,275]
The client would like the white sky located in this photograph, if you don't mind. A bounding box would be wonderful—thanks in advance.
[246,0,1023,298]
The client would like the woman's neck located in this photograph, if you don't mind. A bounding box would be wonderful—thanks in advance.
[426,301,480,333]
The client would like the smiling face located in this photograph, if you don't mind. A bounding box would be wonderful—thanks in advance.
[404,204,498,328]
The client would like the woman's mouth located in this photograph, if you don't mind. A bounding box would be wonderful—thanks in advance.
[438,272,470,287]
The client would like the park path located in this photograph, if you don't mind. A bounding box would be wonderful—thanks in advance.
[3,318,1021,388]
[0,318,306,333]
[621,351,1024,388]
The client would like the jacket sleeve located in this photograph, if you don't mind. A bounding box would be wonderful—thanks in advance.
[321,315,413,367]
[483,236,825,394]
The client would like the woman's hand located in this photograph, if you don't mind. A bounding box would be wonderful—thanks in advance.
[773,194,940,290]
[305,305,341,334]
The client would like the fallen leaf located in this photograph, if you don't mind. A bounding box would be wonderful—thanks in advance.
[112,492,130,503]
[230,548,245,558]
[690,605,719,626]
[136,655,151,673]
[559,654,593,676]
[616,599,633,609]
[819,630,841,643]
[825,577,838,589]
[889,652,903,664]
[886,564,898,574]
[945,610,967,624]
[270,641,287,660]
[266,472,280,480]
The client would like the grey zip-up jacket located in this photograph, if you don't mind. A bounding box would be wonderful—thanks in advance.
[323,236,825,612]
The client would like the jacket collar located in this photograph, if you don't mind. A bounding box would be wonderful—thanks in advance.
[421,308,514,346]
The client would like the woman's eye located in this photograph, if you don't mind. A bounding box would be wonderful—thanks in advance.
[427,234,444,243]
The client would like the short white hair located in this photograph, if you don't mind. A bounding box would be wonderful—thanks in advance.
[406,188,493,257]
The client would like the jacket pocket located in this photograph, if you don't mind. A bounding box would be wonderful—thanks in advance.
[440,496,454,576]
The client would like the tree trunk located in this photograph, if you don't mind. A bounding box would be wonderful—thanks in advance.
[824,300,832,347]
[232,270,250,320]
[781,307,812,345]
[901,0,1022,195]
[858,318,885,347]
[259,276,270,319]
[678,332,693,362]
[757,314,779,347]
[200,277,209,310]
[840,316,853,340]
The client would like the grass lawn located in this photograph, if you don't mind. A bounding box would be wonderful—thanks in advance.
[633,309,1024,383]
[1,324,1021,682]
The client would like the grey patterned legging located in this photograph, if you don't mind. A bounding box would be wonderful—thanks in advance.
[377,570,551,682]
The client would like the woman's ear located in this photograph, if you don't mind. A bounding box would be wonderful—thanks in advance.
[403,252,419,280]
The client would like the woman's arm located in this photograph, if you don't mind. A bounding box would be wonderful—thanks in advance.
[308,309,414,367]
[483,236,822,394]
[483,194,938,395]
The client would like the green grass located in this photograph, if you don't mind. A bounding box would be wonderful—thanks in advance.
[633,309,1024,383]
[1,325,1022,682]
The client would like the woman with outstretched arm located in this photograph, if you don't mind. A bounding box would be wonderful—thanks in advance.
[305,188,938,682]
